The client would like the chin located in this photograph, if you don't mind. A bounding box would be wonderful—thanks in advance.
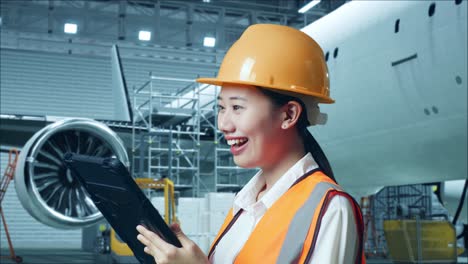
[233,156,258,169]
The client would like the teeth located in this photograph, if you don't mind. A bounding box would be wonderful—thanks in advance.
[227,138,247,146]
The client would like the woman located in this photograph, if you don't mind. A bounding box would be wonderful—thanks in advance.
[136,24,365,264]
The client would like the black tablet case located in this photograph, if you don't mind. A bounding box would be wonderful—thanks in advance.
[63,153,182,264]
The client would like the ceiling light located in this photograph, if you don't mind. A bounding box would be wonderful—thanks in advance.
[64,23,77,34]
[138,30,151,41]
[203,37,216,47]
[298,0,321,14]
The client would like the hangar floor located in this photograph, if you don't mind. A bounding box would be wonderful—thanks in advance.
[1,249,467,264]
[0,249,98,264]
[1,249,387,264]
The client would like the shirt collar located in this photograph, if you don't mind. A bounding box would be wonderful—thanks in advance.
[233,169,265,214]
[232,153,319,214]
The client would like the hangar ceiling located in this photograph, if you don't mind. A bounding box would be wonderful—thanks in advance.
[0,0,346,52]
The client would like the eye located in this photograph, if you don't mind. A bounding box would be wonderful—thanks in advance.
[233,105,243,111]
[217,104,225,112]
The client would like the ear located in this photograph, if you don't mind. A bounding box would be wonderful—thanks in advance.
[280,101,303,130]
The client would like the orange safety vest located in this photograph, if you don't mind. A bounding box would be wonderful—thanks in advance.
[208,168,366,264]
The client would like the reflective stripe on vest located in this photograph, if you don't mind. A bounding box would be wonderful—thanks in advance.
[276,181,341,263]
[209,169,365,264]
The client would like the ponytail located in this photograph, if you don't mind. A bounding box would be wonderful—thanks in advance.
[297,119,337,183]
[258,87,337,183]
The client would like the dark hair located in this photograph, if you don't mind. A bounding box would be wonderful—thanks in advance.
[258,87,337,183]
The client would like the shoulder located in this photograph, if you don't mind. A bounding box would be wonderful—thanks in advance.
[310,193,360,263]
[323,194,357,222]
[316,194,359,244]
[329,194,354,208]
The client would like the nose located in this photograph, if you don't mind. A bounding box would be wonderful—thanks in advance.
[217,111,235,134]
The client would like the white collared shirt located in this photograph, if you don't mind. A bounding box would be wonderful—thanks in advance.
[210,153,358,264]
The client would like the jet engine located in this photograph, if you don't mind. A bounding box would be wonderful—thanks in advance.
[14,118,129,229]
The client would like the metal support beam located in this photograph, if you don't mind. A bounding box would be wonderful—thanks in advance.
[186,5,193,47]
[118,0,126,40]
[153,0,161,44]
[216,8,225,48]
[82,1,90,34]
[249,10,257,25]
[48,0,54,34]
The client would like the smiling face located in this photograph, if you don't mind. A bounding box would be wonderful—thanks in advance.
[217,85,287,169]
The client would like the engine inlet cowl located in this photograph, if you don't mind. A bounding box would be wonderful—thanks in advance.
[15,118,128,229]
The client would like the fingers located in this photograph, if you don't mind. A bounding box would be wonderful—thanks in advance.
[137,234,158,261]
[136,231,154,251]
[170,222,181,232]
[136,226,159,258]
[137,224,208,264]
[136,225,172,259]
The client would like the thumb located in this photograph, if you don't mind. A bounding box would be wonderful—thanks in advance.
[170,223,191,246]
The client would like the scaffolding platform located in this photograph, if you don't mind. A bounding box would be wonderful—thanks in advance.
[135,106,195,127]
[132,75,209,197]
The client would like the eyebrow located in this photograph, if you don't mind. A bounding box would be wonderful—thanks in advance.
[217,96,248,101]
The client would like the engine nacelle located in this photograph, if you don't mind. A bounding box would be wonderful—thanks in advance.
[15,118,128,229]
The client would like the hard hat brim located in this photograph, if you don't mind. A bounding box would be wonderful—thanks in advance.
[196,77,335,104]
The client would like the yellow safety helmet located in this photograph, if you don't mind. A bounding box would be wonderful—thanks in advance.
[197,24,334,104]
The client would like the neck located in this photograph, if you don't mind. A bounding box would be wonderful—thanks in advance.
[260,135,305,193]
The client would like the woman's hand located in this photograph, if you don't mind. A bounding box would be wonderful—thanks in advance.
[136,223,209,264]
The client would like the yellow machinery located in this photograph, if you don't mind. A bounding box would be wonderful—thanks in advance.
[384,219,463,263]
[110,177,177,261]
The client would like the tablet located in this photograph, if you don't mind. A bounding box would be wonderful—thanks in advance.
[63,152,182,264]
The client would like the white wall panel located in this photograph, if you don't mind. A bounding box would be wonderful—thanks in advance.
[0,49,113,119]
[0,47,218,120]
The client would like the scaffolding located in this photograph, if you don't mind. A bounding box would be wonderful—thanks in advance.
[365,184,433,257]
[132,75,204,196]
